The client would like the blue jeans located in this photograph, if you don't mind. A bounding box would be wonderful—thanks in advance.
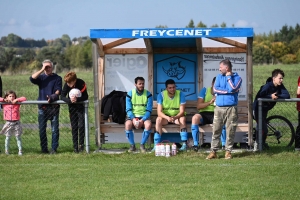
[38,108,60,151]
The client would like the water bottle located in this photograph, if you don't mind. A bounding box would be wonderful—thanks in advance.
[160,143,165,156]
[134,118,139,129]
[155,143,160,156]
[165,144,170,157]
[171,143,177,156]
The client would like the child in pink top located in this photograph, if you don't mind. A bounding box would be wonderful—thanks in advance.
[0,90,26,155]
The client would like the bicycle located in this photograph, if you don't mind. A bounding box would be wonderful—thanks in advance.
[253,115,295,149]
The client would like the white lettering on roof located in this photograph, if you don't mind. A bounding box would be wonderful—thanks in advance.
[131,29,212,37]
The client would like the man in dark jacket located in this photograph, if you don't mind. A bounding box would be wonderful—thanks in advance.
[253,69,290,149]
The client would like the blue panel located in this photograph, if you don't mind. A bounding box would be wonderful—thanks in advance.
[151,38,196,48]
[154,54,197,100]
[90,28,254,39]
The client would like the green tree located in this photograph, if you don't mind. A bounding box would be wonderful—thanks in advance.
[271,42,290,63]
[186,19,195,28]
[61,34,71,47]
[220,22,226,28]
[253,42,272,64]
[156,25,168,28]
[196,21,206,28]
[211,24,219,28]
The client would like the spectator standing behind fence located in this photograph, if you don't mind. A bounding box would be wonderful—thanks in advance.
[0,90,26,155]
[191,77,226,151]
[30,59,62,154]
[295,76,300,150]
[253,69,290,150]
[125,77,153,153]
[61,72,88,153]
[153,79,188,152]
[206,59,242,160]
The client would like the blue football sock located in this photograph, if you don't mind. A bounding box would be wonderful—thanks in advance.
[141,129,150,145]
[153,132,161,146]
[125,130,135,145]
[191,124,199,146]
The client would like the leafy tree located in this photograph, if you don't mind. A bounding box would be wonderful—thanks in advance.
[186,19,195,28]
[156,25,168,28]
[196,21,206,28]
[220,22,226,28]
[211,24,219,28]
[289,36,300,54]
[61,34,71,47]
[270,42,290,63]
[280,54,297,64]
[253,43,272,64]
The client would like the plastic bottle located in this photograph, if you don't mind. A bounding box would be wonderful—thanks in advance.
[165,144,170,157]
[155,143,160,156]
[171,143,177,156]
[134,118,139,129]
[160,143,165,156]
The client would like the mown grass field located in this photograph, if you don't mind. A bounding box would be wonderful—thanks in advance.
[0,65,300,200]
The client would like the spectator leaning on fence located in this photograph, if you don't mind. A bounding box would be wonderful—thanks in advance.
[206,59,242,160]
[0,90,26,155]
[125,76,153,153]
[29,59,62,154]
[253,69,290,150]
[61,72,88,153]
[153,79,187,152]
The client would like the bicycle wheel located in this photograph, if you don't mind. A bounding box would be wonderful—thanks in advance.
[266,115,295,147]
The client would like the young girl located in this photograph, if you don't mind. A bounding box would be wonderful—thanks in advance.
[0,90,26,155]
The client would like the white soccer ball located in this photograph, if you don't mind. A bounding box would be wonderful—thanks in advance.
[69,88,82,98]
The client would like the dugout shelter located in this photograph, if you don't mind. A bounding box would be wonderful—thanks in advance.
[90,27,254,150]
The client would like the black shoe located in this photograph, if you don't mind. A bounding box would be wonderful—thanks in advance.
[128,145,136,152]
[41,149,49,154]
[222,146,225,150]
[50,149,57,154]
[192,145,199,152]
[74,148,79,153]
[79,145,84,152]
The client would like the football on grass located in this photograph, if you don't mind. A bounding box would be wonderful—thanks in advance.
[69,88,82,98]
[133,118,143,129]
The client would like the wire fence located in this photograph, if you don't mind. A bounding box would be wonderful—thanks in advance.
[0,100,93,154]
[256,98,300,151]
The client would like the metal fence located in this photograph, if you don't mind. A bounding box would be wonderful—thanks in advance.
[257,98,299,151]
[0,100,91,154]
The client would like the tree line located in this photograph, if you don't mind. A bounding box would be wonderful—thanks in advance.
[0,20,300,73]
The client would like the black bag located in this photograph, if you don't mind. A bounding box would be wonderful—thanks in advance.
[42,104,60,120]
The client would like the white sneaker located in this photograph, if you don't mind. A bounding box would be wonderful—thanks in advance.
[18,151,23,156]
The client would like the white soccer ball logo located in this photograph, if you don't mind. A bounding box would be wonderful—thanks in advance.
[69,88,82,98]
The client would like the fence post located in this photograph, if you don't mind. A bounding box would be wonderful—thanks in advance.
[258,99,263,151]
[84,100,90,153]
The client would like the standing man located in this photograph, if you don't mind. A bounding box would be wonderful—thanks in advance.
[153,79,187,151]
[30,59,62,154]
[191,77,226,151]
[206,59,242,160]
[125,77,153,153]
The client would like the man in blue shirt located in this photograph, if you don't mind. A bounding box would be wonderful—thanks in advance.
[206,59,242,160]
[30,59,62,154]
[125,77,153,153]
[153,79,187,151]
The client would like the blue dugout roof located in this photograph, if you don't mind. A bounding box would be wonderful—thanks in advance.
[90,27,253,48]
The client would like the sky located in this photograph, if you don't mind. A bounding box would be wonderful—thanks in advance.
[0,0,299,41]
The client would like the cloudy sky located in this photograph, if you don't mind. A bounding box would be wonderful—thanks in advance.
[0,0,299,40]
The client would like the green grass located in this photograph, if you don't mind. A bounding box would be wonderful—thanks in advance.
[1,65,300,199]
[0,150,300,199]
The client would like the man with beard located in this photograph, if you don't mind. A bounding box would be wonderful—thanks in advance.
[125,77,153,153]
[152,79,187,152]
